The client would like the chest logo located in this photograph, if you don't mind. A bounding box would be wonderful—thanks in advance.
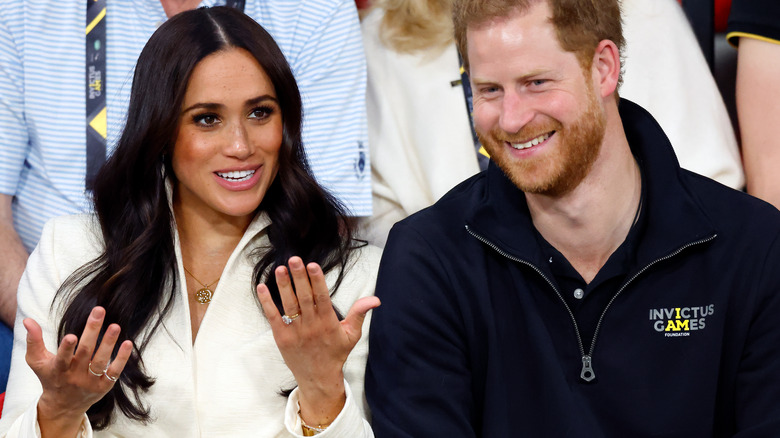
[649,305,715,337]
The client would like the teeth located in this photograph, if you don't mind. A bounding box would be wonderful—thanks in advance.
[217,169,255,181]
[511,132,551,150]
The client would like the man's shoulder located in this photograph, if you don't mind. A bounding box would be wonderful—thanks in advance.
[682,170,780,237]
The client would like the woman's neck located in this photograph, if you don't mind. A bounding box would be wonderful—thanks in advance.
[172,195,252,272]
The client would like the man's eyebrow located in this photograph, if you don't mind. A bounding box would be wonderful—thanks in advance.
[471,69,551,86]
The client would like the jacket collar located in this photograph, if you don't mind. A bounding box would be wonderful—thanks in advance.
[465,99,717,271]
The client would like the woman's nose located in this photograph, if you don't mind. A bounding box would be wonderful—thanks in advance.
[224,122,253,160]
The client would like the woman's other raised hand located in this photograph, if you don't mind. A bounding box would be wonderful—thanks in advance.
[24,306,133,437]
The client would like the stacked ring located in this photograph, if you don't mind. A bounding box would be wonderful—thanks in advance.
[88,362,106,377]
[281,313,300,325]
[105,373,119,382]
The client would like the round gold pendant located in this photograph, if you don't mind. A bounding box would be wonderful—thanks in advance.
[195,288,213,304]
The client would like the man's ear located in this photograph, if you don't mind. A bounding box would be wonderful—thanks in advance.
[592,39,620,98]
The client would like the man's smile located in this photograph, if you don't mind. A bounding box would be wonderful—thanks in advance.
[509,131,553,150]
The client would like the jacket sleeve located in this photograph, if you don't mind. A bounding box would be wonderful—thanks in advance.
[0,218,94,437]
[0,1,30,197]
[733,230,780,436]
[366,221,477,437]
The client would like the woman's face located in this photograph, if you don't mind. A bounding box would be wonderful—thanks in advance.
[172,47,283,224]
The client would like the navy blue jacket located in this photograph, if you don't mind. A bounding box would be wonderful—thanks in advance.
[366,100,780,437]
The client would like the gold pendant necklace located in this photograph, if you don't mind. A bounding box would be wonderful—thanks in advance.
[183,265,220,304]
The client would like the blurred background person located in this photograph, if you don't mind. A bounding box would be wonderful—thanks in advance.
[358,0,478,247]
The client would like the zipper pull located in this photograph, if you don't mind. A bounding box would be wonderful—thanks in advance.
[580,355,595,382]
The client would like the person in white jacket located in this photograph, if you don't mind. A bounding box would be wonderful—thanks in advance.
[359,0,743,247]
[0,7,379,437]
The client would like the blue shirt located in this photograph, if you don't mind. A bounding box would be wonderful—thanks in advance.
[0,0,371,251]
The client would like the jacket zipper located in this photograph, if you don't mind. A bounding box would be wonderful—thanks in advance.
[465,224,716,382]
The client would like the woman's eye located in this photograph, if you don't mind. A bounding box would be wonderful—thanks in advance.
[193,114,219,126]
[249,106,275,120]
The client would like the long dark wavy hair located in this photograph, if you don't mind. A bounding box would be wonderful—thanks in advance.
[54,7,357,429]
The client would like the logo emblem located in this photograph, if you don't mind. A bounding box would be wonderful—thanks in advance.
[649,304,715,337]
[353,141,367,180]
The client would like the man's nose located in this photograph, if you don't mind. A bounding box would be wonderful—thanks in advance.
[498,90,534,134]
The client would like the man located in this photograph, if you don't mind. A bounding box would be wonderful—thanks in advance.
[357,0,742,249]
[366,0,780,435]
[0,0,370,391]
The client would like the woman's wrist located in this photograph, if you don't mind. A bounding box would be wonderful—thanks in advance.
[37,397,86,438]
[297,391,346,430]
[299,409,331,436]
[296,375,346,431]
[38,393,85,421]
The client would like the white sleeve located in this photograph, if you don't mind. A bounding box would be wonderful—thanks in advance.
[284,381,373,438]
[1,398,91,438]
[0,218,95,437]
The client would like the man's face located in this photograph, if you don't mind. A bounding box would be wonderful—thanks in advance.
[468,2,607,197]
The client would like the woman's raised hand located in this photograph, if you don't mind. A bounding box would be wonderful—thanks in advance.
[256,256,380,428]
[24,306,133,436]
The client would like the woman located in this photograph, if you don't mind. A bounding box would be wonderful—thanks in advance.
[0,7,379,437]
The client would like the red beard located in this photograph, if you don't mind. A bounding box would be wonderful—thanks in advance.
[478,84,607,197]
